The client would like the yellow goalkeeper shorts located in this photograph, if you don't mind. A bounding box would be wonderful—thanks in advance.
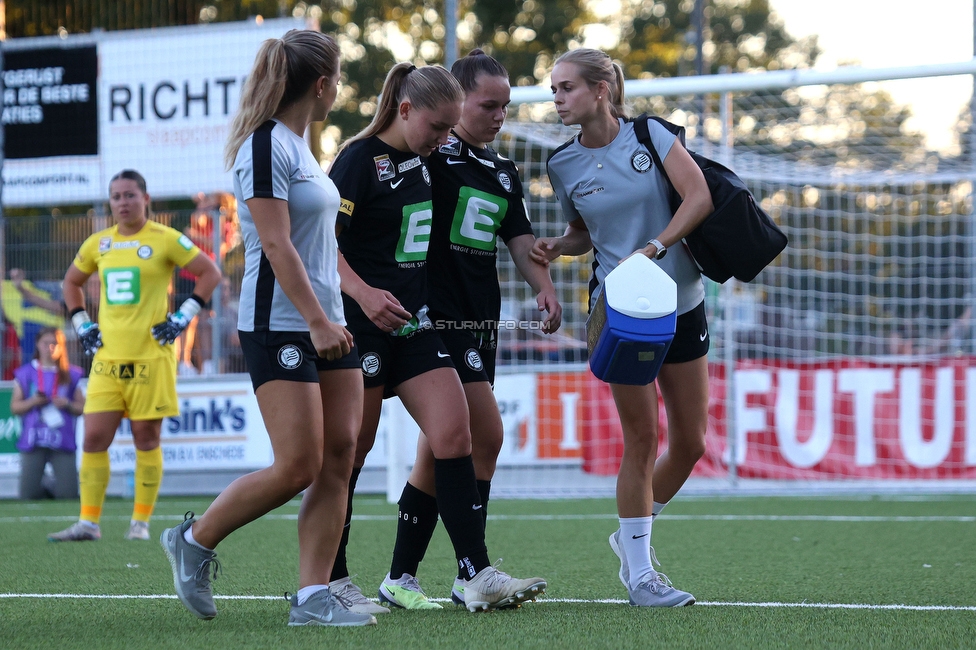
[84,355,179,420]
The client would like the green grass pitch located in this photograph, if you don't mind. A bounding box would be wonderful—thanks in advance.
[2,494,974,649]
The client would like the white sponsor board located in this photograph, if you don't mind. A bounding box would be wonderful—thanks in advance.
[102,378,271,471]
[2,18,304,206]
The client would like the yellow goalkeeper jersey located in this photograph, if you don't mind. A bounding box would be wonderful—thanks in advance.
[73,220,200,361]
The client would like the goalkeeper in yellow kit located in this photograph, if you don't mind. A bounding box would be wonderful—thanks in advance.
[48,170,221,542]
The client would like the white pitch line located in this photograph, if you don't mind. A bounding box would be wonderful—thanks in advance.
[1,593,974,611]
[3,513,974,524]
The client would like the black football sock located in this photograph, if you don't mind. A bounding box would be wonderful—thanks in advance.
[434,455,489,580]
[389,482,439,580]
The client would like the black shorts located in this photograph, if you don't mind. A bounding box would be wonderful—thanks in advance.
[663,300,709,364]
[239,330,360,391]
[438,327,497,385]
[355,328,455,396]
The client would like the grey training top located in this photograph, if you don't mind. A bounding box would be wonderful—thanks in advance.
[234,119,346,332]
[547,118,704,315]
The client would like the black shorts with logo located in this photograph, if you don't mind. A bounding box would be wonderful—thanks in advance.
[239,330,360,391]
[437,327,497,386]
[663,300,709,364]
[354,328,455,396]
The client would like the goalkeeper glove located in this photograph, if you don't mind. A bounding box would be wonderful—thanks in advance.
[70,309,103,356]
[151,295,204,345]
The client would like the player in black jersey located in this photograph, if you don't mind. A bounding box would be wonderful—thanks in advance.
[382,50,563,607]
[329,62,547,613]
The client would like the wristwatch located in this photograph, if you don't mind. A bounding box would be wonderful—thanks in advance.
[646,238,667,260]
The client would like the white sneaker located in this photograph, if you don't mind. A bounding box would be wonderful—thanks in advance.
[48,520,101,542]
[463,562,546,612]
[331,576,390,615]
[628,571,695,607]
[126,520,150,540]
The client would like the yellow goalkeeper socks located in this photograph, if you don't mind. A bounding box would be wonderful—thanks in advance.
[79,451,110,525]
[132,447,163,523]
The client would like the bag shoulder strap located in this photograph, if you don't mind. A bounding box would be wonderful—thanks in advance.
[632,113,681,212]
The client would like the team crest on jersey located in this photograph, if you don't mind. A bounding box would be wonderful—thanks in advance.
[464,348,484,372]
[398,156,421,173]
[496,171,513,193]
[98,237,112,254]
[631,151,652,173]
[137,245,153,259]
[361,352,381,377]
[439,135,462,156]
[374,155,396,181]
[278,344,303,370]
[422,165,431,186]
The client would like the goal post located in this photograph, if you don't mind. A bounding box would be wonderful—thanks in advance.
[473,60,976,497]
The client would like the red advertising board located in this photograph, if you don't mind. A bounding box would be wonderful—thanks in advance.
[548,358,976,479]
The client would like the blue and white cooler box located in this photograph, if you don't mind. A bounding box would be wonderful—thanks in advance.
[586,254,677,385]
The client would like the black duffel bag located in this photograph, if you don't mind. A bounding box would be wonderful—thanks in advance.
[633,114,787,283]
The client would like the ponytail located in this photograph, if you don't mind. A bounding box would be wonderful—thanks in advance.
[339,63,463,154]
[225,30,339,170]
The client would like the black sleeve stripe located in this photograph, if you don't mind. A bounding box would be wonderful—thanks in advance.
[251,120,278,199]
[253,250,276,331]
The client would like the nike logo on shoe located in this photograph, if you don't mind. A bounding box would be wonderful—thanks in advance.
[632,533,649,539]
[302,609,334,623]
[178,549,196,582]
[391,179,403,189]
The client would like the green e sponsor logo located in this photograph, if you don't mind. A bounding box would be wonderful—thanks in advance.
[103,267,141,305]
[450,187,508,251]
[396,201,433,262]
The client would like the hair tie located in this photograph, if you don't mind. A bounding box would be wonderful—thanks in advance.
[407,65,417,73]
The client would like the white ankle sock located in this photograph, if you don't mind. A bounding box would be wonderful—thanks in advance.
[297,585,329,605]
[182,524,213,551]
[619,516,654,586]
[652,501,668,518]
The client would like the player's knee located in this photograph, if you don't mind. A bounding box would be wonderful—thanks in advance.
[670,429,707,464]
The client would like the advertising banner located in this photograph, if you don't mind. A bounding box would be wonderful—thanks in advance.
[2,18,304,206]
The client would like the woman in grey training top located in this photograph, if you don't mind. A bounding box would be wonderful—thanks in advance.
[531,48,713,607]
[159,29,375,627]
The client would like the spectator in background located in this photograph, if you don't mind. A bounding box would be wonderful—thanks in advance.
[175,192,241,374]
[10,327,85,500]
[2,316,22,380]
[3,268,65,361]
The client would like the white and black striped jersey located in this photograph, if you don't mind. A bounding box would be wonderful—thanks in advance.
[234,119,345,332]
[330,136,433,334]
[426,133,534,325]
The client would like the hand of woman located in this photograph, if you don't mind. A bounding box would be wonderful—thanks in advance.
[529,237,562,266]
[33,392,51,407]
[537,289,563,334]
[311,321,354,361]
[51,396,70,410]
[358,287,412,333]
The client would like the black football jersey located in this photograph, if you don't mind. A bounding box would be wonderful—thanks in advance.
[330,136,433,333]
[426,132,534,326]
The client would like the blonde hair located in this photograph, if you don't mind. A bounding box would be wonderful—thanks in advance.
[224,30,340,170]
[555,48,627,119]
[339,63,464,153]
